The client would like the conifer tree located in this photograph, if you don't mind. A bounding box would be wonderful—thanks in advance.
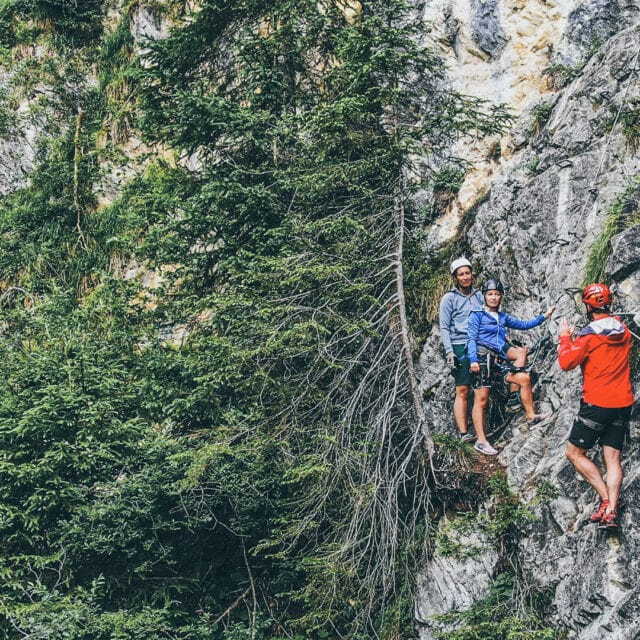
[132,0,508,634]
[0,0,510,636]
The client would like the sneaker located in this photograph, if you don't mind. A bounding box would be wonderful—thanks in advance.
[599,510,620,530]
[589,499,609,523]
[527,412,553,427]
[459,432,476,443]
[473,441,499,456]
[505,391,521,414]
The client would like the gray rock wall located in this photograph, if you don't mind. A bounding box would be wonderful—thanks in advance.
[417,16,640,640]
[471,0,507,59]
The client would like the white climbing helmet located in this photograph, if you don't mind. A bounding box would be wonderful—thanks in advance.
[450,257,472,276]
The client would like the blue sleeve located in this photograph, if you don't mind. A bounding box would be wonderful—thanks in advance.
[439,293,454,354]
[467,312,480,363]
[504,313,545,331]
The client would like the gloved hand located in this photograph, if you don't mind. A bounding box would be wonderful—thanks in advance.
[446,352,457,369]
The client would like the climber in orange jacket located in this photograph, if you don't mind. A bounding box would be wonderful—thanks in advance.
[558,283,634,531]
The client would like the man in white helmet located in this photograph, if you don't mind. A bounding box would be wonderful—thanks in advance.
[439,257,484,441]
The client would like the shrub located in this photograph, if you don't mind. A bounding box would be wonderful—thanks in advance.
[619,98,640,153]
[529,102,554,137]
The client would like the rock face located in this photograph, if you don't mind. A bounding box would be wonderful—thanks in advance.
[561,0,640,64]
[415,530,499,626]
[417,3,640,638]
[420,0,640,241]
[606,222,640,281]
[471,0,507,59]
[0,72,48,196]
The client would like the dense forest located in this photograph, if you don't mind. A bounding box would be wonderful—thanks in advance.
[0,1,568,638]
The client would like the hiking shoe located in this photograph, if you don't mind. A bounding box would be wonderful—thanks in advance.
[459,432,476,443]
[599,510,620,530]
[527,412,553,428]
[474,441,499,456]
[505,391,521,414]
[590,499,609,523]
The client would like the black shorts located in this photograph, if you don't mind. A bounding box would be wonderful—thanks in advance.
[568,401,631,451]
[471,350,507,389]
[471,361,492,389]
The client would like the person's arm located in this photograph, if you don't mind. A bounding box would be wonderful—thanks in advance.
[439,294,453,355]
[467,312,479,364]
[504,305,556,331]
[504,313,545,331]
[557,317,588,371]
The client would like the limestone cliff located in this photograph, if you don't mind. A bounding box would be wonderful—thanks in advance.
[417,3,640,639]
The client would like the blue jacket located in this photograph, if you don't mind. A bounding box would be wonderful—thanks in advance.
[467,308,545,363]
[439,287,484,353]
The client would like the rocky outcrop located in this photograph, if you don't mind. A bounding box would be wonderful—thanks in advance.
[560,0,640,65]
[417,10,640,640]
[606,223,640,281]
[471,0,507,59]
[415,531,499,631]
[421,0,640,241]
[0,71,50,196]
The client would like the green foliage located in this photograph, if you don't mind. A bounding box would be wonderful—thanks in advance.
[378,587,420,640]
[0,0,103,50]
[533,480,560,504]
[97,11,140,146]
[426,165,467,224]
[0,289,293,638]
[0,0,514,637]
[524,155,541,174]
[430,471,565,639]
[528,102,554,137]
[483,473,538,540]
[543,35,607,93]
[0,0,24,51]
[542,62,582,91]
[129,0,510,633]
[432,166,466,194]
[435,511,481,558]
[28,0,103,46]
[433,471,538,561]
[404,249,451,334]
[0,108,103,290]
[583,176,640,284]
[0,86,16,135]
[431,573,560,640]
[0,0,20,49]
[618,98,640,153]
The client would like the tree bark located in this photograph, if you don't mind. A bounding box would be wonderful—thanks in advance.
[393,180,435,459]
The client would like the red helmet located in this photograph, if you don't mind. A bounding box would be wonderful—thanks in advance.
[582,283,612,310]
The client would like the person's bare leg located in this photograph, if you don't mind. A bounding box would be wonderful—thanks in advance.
[505,345,528,368]
[506,371,535,420]
[566,443,608,501]
[471,387,490,443]
[602,445,623,512]
[453,385,470,434]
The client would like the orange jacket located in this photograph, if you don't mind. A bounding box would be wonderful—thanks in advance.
[558,316,633,408]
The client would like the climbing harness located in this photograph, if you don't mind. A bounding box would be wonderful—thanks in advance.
[472,335,550,389]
